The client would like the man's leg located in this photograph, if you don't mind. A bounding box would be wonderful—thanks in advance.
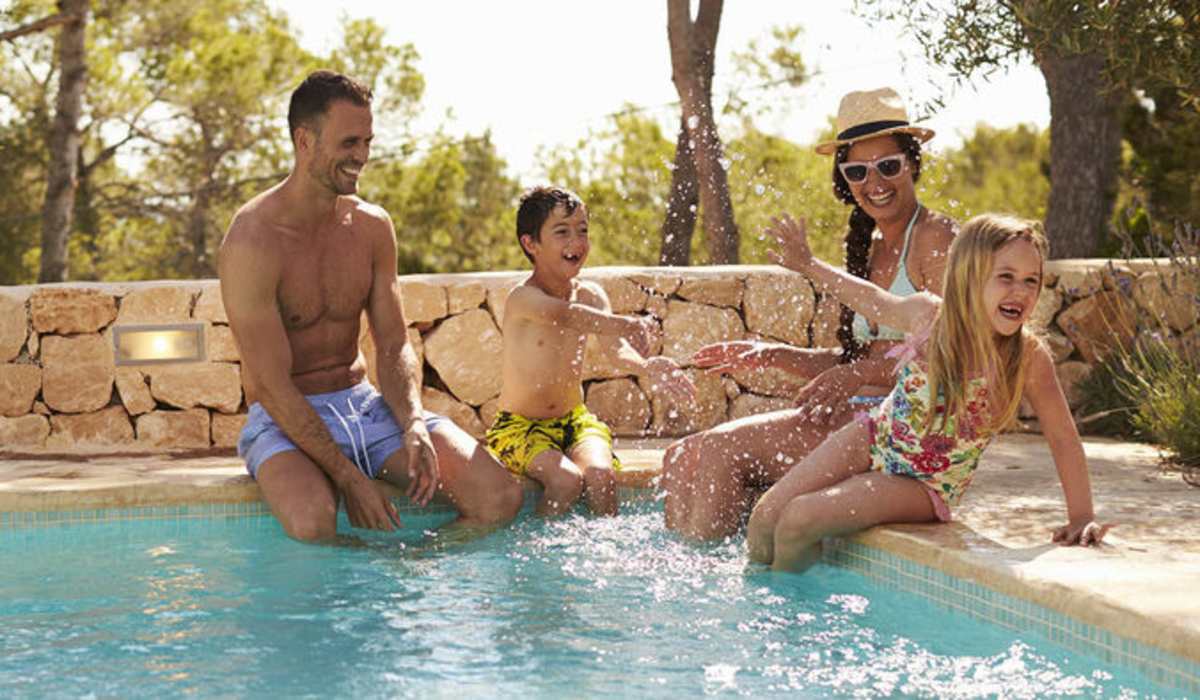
[568,437,618,516]
[661,407,855,540]
[255,451,340,543]
[380,420,522,528]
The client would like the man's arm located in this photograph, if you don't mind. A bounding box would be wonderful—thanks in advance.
[218,217,400,530]
[365,209,438,506]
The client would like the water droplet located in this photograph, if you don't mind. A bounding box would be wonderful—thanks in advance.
[754,184,765,196]
[686,115,700,130]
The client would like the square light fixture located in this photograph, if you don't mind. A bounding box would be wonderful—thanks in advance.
[113,323,206,365]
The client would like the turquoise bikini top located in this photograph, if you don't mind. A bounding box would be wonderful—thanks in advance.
[852,204,922,343]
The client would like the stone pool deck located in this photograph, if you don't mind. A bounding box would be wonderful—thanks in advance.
[1,434,1197,671]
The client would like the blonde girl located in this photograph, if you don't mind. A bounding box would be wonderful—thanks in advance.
[748,212,1108,571]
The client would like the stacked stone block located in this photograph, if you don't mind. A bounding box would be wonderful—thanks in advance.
[1,261,1191,450]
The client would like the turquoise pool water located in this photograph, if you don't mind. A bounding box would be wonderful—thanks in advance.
[0,500,1174,698]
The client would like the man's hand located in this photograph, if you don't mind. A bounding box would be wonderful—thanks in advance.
[1052,519,1112,547]
[624,314,659,358]
[644,356,696,404]
[403,417,440,506]
[691,341,772,374]
[766,214,815,273]
[794,363,864,425]
[341,474,403,532]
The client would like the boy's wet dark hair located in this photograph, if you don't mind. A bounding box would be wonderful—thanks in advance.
[515,186,584,262]
[287,70,373,145]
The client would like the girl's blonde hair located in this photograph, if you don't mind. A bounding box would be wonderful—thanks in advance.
[923,213,1049,436]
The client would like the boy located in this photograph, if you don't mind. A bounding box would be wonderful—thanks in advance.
[486,186,695,516]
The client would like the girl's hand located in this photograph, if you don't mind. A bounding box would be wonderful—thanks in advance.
[691,341,772,374]
[766,214,814,272]
[1052,519,1112,547]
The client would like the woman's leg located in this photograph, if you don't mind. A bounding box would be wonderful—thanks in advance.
[770,472,936,572]
[662,407,854,540]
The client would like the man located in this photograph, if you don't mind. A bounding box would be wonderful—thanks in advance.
[219,70,522,542]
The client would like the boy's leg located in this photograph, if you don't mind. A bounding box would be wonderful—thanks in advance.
[255,451,340,543]
[379,421,523,528]
[525,449,585,517]
[662,407,855,540]
[746,419,873,564]
[568,437,618,516]
[770,473,935,572]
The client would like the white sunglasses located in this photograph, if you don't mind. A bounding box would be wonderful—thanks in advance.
[838,153,907,183]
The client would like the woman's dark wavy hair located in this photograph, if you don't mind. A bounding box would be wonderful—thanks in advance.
[832,132,924,363]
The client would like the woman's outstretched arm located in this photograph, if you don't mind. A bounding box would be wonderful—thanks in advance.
[767,213,938,335]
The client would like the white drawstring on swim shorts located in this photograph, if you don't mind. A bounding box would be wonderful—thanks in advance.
[329,398,372,477]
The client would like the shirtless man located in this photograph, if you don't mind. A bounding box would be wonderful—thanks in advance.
[219,70,522,542]
[483,186,694,516]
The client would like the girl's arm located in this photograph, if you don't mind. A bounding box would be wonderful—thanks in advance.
[1023,340,1109,546]
[767,214,938,334]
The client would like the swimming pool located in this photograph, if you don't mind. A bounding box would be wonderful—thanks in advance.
[0,499,1179,698]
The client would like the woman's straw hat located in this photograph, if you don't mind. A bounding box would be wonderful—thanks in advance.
[814,87,935,155]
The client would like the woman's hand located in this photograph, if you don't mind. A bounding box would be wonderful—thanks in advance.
[793,363,864,425]
[1052,519,1112,546]
[691,341,774,374]
[766,214,815,273]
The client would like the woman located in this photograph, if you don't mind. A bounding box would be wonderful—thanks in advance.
[662,86,959,540]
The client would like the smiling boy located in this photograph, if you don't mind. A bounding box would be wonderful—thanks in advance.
[486,186,694,516]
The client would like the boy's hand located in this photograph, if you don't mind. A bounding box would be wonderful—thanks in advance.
[644,356,696,404]
[691,340,772,374]
[1052,519,1112,546]
[766,214,815,272]
[625,314,659,357]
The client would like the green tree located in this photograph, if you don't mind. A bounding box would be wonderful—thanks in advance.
[365,132,522,274]
[858,0,1200,258]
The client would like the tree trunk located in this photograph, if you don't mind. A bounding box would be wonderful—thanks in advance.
[188,182,214,277]
[664,0,738,265]
[1037,51,1123,258]
[37,0,89,282]
[660,116,699,265]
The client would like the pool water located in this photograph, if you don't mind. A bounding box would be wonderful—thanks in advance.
[0,500,1172,698]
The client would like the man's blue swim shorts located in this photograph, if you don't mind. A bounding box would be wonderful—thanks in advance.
[237,381,446,480]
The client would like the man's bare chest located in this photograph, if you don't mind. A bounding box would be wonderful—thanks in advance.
[275,236,373,330]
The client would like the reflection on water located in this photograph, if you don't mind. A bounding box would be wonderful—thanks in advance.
[0,502,1166,698]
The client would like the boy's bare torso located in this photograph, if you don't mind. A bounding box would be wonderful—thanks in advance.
[232,190,380,400]
[496,279,602,419]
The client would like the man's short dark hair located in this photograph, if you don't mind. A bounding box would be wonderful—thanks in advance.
[287,70,373,144]
[515,186,584,262]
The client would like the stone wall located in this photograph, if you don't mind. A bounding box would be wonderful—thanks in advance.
[1,261,1192,450]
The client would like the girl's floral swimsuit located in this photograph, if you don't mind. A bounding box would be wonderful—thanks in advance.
[866,359,993,521]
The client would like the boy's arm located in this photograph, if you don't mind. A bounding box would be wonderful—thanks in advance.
[580,283,695,403]
[366,209,438,508]
[767,213,938,335]
[1022,340,1109,546]
[506,283,655,355]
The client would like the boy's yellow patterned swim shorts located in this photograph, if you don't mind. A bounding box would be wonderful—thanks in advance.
[484,404,621,476]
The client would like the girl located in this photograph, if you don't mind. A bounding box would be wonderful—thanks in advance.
[749,212,1108,571]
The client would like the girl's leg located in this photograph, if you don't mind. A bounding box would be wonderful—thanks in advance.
[746,419,873,563]
[770,472,936,572]
[569,437,618,517]
[525,449,584,517]
[662,407,854,540]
